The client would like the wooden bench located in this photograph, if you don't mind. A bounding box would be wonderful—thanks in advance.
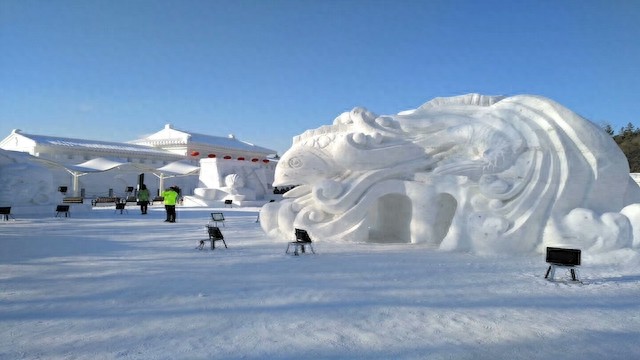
[91,197,120,206]
[63,197,84,204]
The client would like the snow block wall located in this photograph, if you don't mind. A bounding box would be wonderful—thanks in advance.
[0,150,60,206]
[260,94,640,255]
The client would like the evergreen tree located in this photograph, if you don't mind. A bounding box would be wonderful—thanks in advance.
[602,123,614,136]
[612,122,640,172]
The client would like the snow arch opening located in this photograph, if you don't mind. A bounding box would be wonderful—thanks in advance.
[367,193,412,243]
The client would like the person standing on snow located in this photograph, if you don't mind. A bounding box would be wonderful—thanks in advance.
[137,184,150,215]
[162,187,179,222]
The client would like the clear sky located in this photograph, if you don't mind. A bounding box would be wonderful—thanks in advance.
[1,0,639,156]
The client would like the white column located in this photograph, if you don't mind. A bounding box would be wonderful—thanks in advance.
[158,173,165,194]
[72,172,81,197]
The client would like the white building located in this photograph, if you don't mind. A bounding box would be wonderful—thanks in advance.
[129,124,276,160]
[0,125,277,201]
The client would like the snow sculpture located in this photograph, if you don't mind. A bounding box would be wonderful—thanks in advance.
[191,158,273,205]
[260,94,640,254]
[0,155,58,206]
[220,173,257,200]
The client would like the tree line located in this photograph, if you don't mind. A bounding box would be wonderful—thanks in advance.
[603,122,640,172]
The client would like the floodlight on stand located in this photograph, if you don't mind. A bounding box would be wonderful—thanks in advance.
[544,247,581,282]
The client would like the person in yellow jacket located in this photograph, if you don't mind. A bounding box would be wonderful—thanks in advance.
[137,184,150,215]
[162,186,179,222]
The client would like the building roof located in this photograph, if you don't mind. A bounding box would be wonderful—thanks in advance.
[2,126,277,159]
[5,129,177,157]
[130,124,276,155]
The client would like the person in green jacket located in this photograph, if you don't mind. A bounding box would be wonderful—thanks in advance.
[162,186,179,222]
[137,184,150,214]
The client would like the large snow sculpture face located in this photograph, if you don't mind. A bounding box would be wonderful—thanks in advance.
[260,94,640,254]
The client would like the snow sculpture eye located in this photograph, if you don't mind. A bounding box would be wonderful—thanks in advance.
[288,156,303,169]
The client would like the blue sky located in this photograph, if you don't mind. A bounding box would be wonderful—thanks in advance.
[1,0,639,155]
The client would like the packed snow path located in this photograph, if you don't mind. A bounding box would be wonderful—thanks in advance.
[1,207,639,359]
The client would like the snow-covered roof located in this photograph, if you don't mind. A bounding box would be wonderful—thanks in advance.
[11,130,177,156]
[189,132,275,154]
[131,124,276,155]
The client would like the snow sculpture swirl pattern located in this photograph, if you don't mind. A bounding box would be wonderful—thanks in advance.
[260,94,640,254]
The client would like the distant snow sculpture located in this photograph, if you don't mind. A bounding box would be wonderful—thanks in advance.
[0,152,58,206]
[260,94,640,254]
[220,173,257,200]
[191,158,273,205]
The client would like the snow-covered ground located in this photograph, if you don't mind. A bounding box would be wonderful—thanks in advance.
[1,206,639,360]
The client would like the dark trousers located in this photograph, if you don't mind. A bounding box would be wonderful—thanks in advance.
[165,205,176,222]
[139,201,149,214]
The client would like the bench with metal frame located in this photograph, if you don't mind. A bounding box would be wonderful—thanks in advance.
[286,228,316,256]
[91,197,120,206]
[62,197,84,204]
[197,225,227,250]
